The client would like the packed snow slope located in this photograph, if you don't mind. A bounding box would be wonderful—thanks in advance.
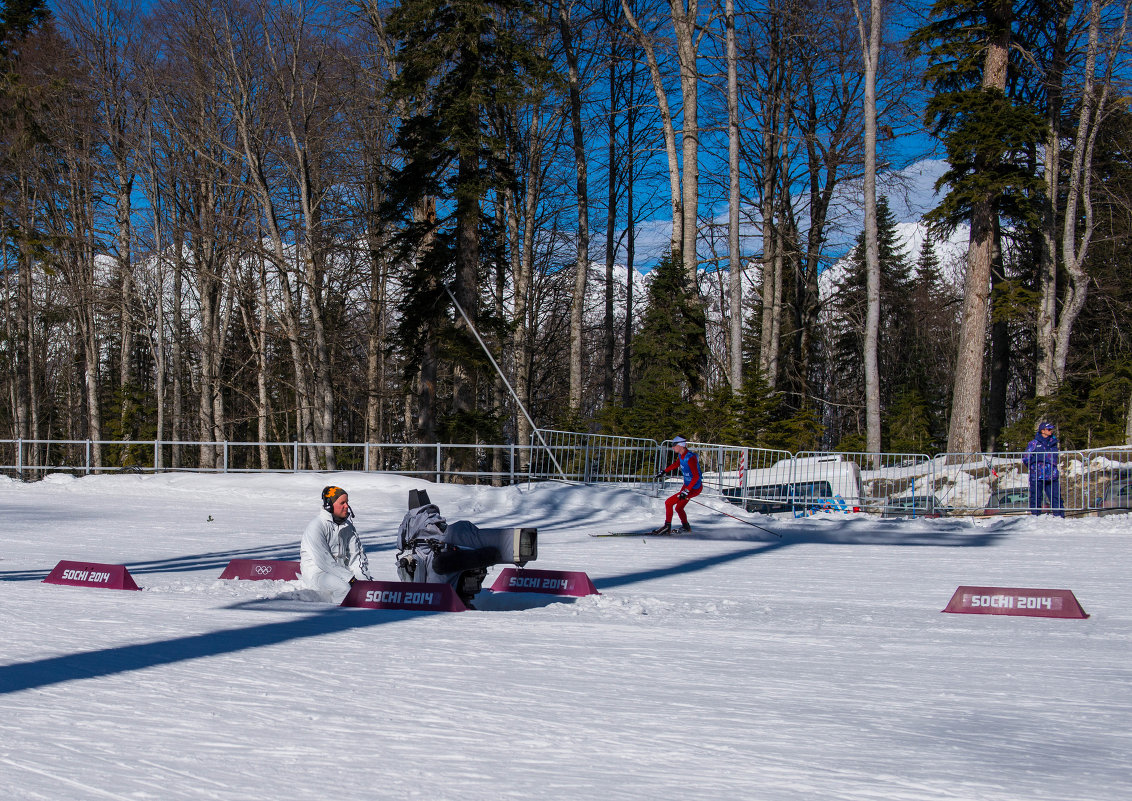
[1,473,1129,801]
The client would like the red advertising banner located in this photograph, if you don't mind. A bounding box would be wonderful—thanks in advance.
[218,559,301,581]
[489,567,600,597]
[943,586,1089,619]
[43,560,141,591]
[341,580,466,612]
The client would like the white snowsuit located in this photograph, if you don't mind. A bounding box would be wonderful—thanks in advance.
[299,509,371,598]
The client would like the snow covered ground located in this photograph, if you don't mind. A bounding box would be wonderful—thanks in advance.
[1,472,1129,801]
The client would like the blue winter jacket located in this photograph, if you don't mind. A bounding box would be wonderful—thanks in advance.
[1023,431,1059,481]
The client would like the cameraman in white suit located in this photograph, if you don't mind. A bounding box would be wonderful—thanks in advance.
[299,486,371,600]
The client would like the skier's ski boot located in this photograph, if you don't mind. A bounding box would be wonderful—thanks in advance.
[679,522,692,533]
[650,522,672,535]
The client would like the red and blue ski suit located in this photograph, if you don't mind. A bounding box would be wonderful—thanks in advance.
[660,449,702,526]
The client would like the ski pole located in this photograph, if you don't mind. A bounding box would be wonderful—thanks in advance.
[687,496,783,538]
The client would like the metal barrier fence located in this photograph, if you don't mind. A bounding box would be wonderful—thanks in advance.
[922,451,1085,515]
[0,438,539,485]
[3,434,1130,516]
[662,439,793,512]
[527,430,659,484]
[1084,448,1132,512]
[804,452,934,516]
[548,433,1131,517]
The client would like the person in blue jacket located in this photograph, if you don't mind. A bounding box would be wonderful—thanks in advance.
[1022,421,1064,517]
[653,436,703,534]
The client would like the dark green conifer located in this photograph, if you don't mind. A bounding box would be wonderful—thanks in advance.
[0,0,49,53]
[383,0,552,452]
[830,196,913,447]
[623,253,707,438]
[909,0,1047,236]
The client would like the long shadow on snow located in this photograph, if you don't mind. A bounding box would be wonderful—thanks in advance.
[0,516,1025,693]
[593,516,1020,591]
[468,485,641,533]
[0,484,630,583]
[690,515,1020,547]
[0,605,427,696]
[0,534,399,582]
[594,541,789,590]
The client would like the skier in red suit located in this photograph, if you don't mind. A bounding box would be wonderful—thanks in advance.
[653,436,702,534]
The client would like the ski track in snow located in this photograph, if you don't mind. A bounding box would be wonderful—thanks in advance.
[0,472,1130,800]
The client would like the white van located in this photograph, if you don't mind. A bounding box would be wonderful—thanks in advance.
[723,454,863,515]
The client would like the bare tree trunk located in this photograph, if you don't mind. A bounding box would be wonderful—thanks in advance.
[143,166,168,468]
[211,3,319,468]
[289,148,335,468]
[758,159,776,385]
[1049,0,1125,390]
[453,154,481,468]
[853,0,882,458]
[726,0,742,391]
[52,130,104,468]
[622,0,683,262]
[2,236,16,438]
[262,8,339,469]
[197,261,225,468]
[16,194,32,444]
[256,260,269,469]
[948,203,996,453]
[82,321,103,468]
[623,142,635,406]
[508,182,532,467]
[365,220,388,468]
[507,98,552,468]
[987,226,1008,450]
[1035,3,1069,397]
[946,0,1010,453]
[116,161,135,450]
[604,26,618,404]
[402,393,413,471]
[235,250,270,470]
[494,204,507,486]
[417,355,438,476]
[412,194,441,476]
[560,1,589,412]
[672,0,699,283]
[756,30,787,387]
[171,226,184,468]
[759,207,785,388]
[622,48,639,405]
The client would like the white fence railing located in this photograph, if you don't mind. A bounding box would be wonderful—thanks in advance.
[542,434,1132,517]
[527,430,659,484]
[0,438,539,485]
[3,434,1130,516]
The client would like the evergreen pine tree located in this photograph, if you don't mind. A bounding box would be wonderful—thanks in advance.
[383,0,552,454]
[734,369,778,448]
[910,0,1048,451]
[829,196,912,448]
[624,253,707,439]
[909,0,1047,235]
[0,0,49,53]
[904,233,958,450]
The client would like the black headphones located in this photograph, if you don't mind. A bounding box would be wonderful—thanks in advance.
[322,486,354,518]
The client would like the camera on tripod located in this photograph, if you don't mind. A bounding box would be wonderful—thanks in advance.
[397,489,537,606]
